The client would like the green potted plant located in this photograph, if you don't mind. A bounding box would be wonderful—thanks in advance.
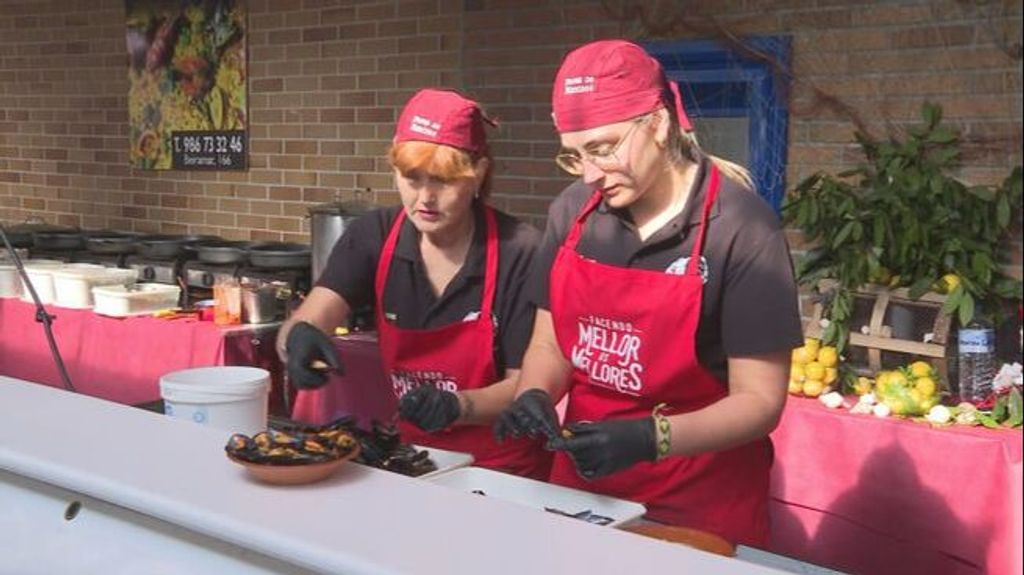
[783,102,1022,355]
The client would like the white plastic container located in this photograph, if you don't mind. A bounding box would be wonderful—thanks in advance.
[92,283,181,317]
[0,264,21,298]
[51,267,137,309]
[20,260,65,305]
[159,367,270,434]
[427,466,646,527]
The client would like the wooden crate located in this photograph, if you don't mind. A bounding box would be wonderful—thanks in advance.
[804,280,954,383]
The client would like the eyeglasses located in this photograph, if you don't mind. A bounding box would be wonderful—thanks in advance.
[554,117,649,176]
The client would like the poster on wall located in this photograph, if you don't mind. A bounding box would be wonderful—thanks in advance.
[125,0,247,170]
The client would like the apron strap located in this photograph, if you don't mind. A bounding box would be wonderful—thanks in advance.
[686,165,721,277]
[563,191,604,251]
[479,206,499,319]
[374,206,500,320]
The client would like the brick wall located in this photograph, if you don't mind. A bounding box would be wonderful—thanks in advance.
[1,0,1021,281]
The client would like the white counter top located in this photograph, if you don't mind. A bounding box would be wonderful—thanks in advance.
[0,376,785,574]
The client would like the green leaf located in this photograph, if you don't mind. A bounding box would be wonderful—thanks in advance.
[1008,387,1023,427]
[927,126,958,144]
[832,221,856,250]
[977,412,1001,429]
[992,395,1007,421]
[966,186,995,201]
[958,291,975,326]
[997,194,1010,228]
[909,276,935,299]
[922,102,941,129]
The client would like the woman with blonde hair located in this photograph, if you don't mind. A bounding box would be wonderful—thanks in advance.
[494,40,803,544]
[280,88,551,479]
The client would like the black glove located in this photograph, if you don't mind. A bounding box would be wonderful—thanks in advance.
[493,389,561,443]
[285,321,342,390]
[548,417,657,480]
[398,385,461,432]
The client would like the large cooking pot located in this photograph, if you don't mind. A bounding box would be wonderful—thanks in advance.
[308,199,372,283]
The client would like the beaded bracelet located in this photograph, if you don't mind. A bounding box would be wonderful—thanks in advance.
[652,403,671,460]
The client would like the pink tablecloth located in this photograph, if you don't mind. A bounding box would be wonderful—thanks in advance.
[769,396,1023,575]
[0,299,281,408]
[291,332,398,428]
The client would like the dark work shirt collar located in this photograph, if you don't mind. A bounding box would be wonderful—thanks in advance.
[393,201,487,280]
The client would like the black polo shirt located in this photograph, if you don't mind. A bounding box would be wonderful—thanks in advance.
[528,157,803,382]
[318,203,541,373]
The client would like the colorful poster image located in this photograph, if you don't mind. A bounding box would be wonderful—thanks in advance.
[125,0,247,170]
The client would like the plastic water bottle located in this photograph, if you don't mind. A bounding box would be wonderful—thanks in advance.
[957,315,996,404]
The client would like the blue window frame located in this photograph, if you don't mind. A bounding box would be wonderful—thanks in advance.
[644,36,791,211]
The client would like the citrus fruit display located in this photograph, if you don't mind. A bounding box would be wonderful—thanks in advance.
[789,338,840,397]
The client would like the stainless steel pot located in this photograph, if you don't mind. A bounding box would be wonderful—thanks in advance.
[308,198,371,283]
[241,281,291,324]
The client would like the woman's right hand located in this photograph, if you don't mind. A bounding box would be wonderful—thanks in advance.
[493,388,561,442]
[285,321,343,389]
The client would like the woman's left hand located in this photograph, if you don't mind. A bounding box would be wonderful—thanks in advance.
[549,417,657,480]
[398,385,461,432]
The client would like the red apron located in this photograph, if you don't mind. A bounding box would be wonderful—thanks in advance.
[376,207,551,480]
[548,167,772,546]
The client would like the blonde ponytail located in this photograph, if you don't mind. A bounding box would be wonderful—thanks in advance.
[661,97,756,192]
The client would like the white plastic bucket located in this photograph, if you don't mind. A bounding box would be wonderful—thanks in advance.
[159,366,270,434]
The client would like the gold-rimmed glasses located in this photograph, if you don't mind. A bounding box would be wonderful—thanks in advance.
[554,117,649,176]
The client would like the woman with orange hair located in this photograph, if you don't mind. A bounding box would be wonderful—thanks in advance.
[278,89,551,479]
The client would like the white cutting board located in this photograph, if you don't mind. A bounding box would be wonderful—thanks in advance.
[412,445,474,479]
[427,466,646,528]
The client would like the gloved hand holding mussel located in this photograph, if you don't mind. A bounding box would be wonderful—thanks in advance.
[225,427,358,465]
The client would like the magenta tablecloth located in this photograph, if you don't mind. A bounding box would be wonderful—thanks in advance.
[0,299,279,407]
[769,396,1022,575]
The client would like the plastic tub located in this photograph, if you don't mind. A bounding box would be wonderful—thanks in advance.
[159,367,270,434]
[51,267,137,309]
[426,467,647,527]
[20,260,65,304]
[92,283,181,317]
[0,264,21,298]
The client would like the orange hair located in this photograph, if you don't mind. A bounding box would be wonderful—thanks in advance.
[387,141,493,200]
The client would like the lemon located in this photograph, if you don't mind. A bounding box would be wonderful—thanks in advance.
[818,347,839,368]
[870,267,892,286]
[908,388,924,405]
[804,337,821,357]
[909,361,933,378]
[790,363,807,383]
[883,395,912,415]
[934,274,960,294]
[788,380,804,395]
[875,371,891,395]
[888,371,909,389]
[824,367,839,385]
[792,346,815,365]
[854,377,873,396]
[802,379,825,398]
[914,376,937,397]
[804,361,826,381]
